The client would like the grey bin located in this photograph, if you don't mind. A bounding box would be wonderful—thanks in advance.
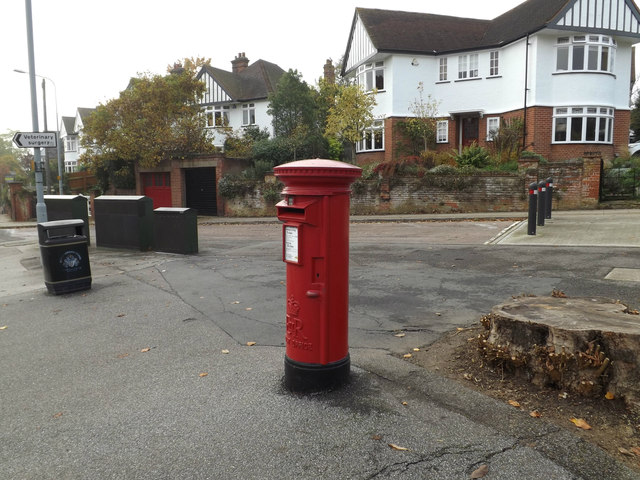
[94,195,154,251]
[44,194,91,245]
[37,219,91,295]
[153,208,198,254]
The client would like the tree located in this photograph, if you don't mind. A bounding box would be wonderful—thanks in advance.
[324,83,377,162]
[401,82,440,153]
[166,57,211,75]
[268,70,317,139]
[81,68,214,192]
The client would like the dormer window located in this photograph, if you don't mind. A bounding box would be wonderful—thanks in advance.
[556,35,616,73]
[357,62,384,92]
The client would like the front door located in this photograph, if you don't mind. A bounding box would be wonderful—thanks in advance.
[461,117,479,147]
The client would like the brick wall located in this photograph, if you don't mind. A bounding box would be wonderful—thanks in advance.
[380,106,626,163]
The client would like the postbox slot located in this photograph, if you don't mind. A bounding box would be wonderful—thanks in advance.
[277,207,306,221]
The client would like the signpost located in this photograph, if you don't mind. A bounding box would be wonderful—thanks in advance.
[13,131,57,149]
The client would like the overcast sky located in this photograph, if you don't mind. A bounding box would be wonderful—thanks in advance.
[2,0,526,137]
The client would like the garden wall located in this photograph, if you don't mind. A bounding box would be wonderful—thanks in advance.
[221,157,602,216]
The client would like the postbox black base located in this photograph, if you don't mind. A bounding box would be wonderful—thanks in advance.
[284,355,350,393]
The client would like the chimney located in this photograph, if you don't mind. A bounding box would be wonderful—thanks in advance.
[232,52,249,74]
[170,62,185,75]
[323,59,335,84]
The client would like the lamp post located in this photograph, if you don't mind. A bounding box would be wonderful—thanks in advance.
[14,69,64,194]
[22,0,46,222]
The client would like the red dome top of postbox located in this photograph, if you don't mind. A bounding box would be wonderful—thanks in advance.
[274,159,362,195]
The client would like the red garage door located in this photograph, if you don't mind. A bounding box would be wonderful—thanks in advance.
[142,172,172,208]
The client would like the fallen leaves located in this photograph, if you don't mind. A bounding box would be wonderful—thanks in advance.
[508,400,521,408]
[198,372,208,377]
[529,410,542,418]
[53,412,63,419]
[570,417,592,430]
[394,332,406,338]
[140,347,151,353]
[388,443,409,451]
[552,289,567,298]
[403,353,412,359]
[0,325,7,330]
[246,341,256,346]
[471,464,489,478]
[619,447,640,457]
[605,391,615,400]
[221,349,230,354]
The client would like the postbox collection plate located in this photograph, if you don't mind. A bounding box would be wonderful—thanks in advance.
[284,225,300,264]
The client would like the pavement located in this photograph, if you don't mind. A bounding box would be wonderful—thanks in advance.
[1,210,639,479]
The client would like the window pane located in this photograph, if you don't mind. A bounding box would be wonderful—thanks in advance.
[585,117,597,141]
[374,130,383,149]
[607,119,613,142]
[557,47,569,70]
[375,69,384,90]
[598,118,607,141]
[572,45,584,70]
[366,71,373,91]
[588,46,598,70]
[555,118,567,141]
[571,117,583,141]
[600,47,609,71]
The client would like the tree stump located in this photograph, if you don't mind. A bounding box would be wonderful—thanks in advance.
[480,296,640,413]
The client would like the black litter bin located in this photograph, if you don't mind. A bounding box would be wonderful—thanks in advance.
[153,208,198,254]
[37,219,92,295]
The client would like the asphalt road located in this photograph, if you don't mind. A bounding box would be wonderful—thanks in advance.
[1,217,639,479]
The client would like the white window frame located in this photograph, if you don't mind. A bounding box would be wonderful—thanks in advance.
[65,137,77,152]
[489,51,499,77]
[555,35,616,73]
[458,54,479,79]
[242,103,256,126]
[552,106,614,143]
[356,120,384,152]
[486,117,500,141]
[436,120,449,143]
[357,61,385,92]
[439,58,448,81]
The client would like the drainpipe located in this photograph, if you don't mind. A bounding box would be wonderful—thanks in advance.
[523,34,530,151]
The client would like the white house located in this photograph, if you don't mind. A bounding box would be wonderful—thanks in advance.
[342,0,640,163]
[59,107,95,172]
[196,53,286,148]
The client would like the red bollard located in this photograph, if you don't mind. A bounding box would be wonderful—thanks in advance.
[274,159,362,393]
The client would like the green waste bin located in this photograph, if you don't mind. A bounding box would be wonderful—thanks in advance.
[153,208,198,254]
[37,219,92,295]
[44,194,91,245]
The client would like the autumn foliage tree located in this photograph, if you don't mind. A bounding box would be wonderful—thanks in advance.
[324,83,377,162]
[80,65,214,192]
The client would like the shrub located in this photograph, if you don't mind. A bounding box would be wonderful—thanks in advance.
[218,174,254,199]
[429,164,458,175]
[454,143,491,169]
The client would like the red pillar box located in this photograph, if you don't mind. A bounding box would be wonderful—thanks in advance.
[274,159,362,392]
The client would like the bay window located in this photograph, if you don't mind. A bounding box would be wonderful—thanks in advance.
[556,35,616,73]
[553,106,614,143]
[357,120,384,152]
[357,61,385,92]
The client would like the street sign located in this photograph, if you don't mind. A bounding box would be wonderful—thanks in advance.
[13,131,57,148]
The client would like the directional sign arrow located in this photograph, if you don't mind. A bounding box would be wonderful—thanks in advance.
[13,131,57,148]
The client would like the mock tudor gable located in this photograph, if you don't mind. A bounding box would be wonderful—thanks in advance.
[196,54,286,148]
[342,0,640,163]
